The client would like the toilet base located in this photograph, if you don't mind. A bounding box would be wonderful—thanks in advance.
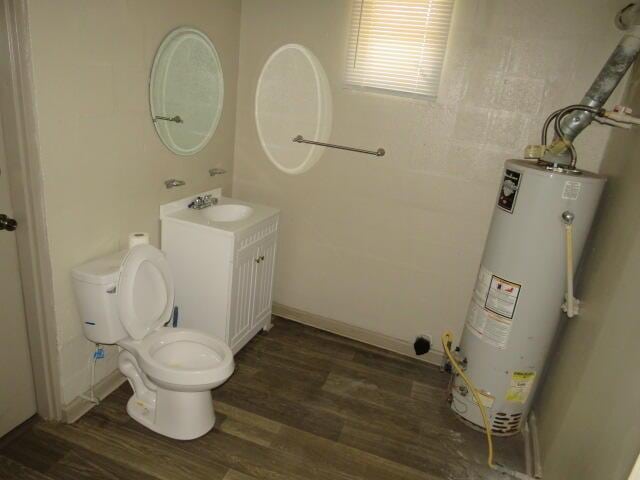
[126,387,216,440]
[119,350,216,440]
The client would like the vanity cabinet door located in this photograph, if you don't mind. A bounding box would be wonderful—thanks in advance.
[253,234,277,327]
[229,245,260,348]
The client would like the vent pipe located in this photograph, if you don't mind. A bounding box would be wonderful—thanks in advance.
[543,3,640,165]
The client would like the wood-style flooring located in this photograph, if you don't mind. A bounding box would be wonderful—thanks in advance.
[0,317,524,480]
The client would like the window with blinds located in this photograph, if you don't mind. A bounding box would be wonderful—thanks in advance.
[345,0,455,98]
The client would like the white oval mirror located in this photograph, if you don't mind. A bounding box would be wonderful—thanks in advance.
[255,44,332,175]
[150,27,224,156]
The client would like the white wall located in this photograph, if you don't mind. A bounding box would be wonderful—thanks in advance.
[232,0,625,352]
[25,0,241,405]
[23,0,631,408]
[534,63,640,480]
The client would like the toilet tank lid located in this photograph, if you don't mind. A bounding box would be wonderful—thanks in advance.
[71,250,128,285]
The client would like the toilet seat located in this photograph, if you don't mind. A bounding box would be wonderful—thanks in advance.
[117,245,175,340]
[134,328,234,390]
[117,245,234,391]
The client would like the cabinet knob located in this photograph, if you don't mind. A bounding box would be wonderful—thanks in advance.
[260,255,265,261]
[255,257,261,263]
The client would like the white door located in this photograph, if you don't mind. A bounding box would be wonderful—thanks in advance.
[253,234,276,327]
[0,120,37,437]
[229,244,260,349]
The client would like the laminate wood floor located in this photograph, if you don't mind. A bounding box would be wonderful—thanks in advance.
[0,317,524,480]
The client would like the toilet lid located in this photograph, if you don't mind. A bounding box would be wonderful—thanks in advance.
[117,245,174,340]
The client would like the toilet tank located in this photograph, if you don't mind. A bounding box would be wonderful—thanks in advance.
[71,250,128,344]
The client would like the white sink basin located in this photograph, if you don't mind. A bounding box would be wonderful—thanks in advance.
[201,204,254,222]
[161,191,279,235]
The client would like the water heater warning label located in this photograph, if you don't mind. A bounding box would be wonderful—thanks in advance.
[485,275,521,319]
[562,181,581,200]
[465,266,522,349]
[506,371,536,404]
[466,302,512,350]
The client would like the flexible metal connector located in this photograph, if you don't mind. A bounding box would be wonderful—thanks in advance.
[543,3,640,165]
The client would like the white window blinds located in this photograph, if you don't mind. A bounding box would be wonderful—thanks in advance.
[345,0,455,98]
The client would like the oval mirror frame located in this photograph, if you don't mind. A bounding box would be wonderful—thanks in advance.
[255,44,333,175]
[149,27,224,156]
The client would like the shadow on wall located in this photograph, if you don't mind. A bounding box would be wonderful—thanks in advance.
[534,64,640,480]
[232,0,625,357]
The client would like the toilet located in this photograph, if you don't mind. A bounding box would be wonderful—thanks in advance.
[71,244,234,440]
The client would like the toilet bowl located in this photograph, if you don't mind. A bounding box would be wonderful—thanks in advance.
[72,244,234,440]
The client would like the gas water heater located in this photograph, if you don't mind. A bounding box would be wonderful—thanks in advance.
[450,160,605,434]
[447,3,640,438]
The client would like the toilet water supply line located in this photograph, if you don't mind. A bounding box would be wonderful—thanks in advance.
[442,333,535,480]
[80,343,104,405]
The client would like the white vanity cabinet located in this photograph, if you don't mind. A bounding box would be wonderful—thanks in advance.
[160,193,279,354]
[228,229,278,350]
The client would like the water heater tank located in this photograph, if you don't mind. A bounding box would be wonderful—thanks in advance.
[451,159,605,435]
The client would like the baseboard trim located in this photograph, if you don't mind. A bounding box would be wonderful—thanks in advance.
[529,411,543,478]
[62,369,126,424]
[273,303,444,366]
[523,417,534,476]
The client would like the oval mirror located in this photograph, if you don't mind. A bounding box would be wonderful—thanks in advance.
[150,27,224,156]
[255,44,332,175]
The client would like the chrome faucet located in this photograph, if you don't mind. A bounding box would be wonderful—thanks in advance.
[188,194,218,210]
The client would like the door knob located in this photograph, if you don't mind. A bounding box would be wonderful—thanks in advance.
[0,214,17,231]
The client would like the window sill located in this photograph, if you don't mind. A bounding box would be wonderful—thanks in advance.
[342,83,439,104]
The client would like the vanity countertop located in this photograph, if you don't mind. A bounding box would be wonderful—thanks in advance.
[160,190,279,237]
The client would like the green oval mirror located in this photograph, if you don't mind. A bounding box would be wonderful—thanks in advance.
[150,27,224,156]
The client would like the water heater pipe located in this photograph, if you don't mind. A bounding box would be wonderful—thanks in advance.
[544,3,640,165]
[442,332,494,467]
[562,211,577,318]
[442,333,536,479]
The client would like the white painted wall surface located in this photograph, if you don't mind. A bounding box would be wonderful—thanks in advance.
[535,63,640,480]
[232,0,626,349]
[25,0,241,405]
[23,0,631,407]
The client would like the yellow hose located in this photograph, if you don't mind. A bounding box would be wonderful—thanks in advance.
[442,332,494,468]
